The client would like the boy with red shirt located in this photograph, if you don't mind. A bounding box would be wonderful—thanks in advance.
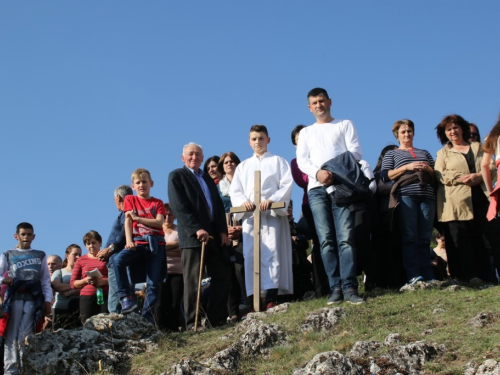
[113,168,166,324]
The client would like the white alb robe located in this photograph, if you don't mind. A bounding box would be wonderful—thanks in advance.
[229,152,294,296]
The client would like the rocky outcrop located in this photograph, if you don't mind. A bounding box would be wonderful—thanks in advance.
[300,307,345,333]
[23,313,160,375]
[469,312,496,329]
[168,320,287,374]
[293,351,364,375]
[294,334,445,375]
[465,359,500,375]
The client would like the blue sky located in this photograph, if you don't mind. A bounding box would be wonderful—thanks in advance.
[1,1,500,258]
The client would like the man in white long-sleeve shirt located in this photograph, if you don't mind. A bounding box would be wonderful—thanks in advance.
[296,87,365,305]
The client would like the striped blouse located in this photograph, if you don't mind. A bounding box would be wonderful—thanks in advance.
[380,148,436,200]
[70,254,109,297]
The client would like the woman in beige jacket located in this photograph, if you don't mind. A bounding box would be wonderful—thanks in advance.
[435,114,499,283]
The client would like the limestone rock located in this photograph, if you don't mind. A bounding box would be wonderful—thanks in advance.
[399,281,433,292]
[204,322,286,372]
[300,307,345,333]
[465,359,500,375]
[387,341,445,374]
[384,333,401,346]
[293,351,364,375]
[349,340,381,358]
[23,313,159,375]
[267,302,291,314]
[469,312,495,329]
[421,329,433,336]
[433,308,445,314]
[446,284,464,292]
[240,323,286,355]
[168,357,215,375]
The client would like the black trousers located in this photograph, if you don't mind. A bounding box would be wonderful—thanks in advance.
[181,242,231,328]
[79,295,108,324]
[53,298,81,330]
[155,273,184,331]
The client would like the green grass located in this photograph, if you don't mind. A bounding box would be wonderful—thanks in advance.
[130,285,500,374]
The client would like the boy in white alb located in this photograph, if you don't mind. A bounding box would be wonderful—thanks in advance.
[229,125,293,309]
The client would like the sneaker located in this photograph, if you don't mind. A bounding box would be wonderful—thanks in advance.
[409,276,423,285]
[120,296,137,314]
[327,288,343,305]
[344,288,365,305]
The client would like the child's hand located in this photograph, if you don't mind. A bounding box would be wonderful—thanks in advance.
[44,302,52,317]
[243,201,255,212]
[125,241,137,251]
[2,277,13,286]
[260,199,274,211]
[126,211,139,221]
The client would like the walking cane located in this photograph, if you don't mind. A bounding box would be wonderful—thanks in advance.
[194,236,213,332]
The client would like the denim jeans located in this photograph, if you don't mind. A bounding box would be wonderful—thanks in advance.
[107,259,121,313]
[308,186,358,292]
[397,195,435,282]
[113,243,166,324]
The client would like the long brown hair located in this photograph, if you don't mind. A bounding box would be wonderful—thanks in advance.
[483,113,500,154]
[62,244,82,268]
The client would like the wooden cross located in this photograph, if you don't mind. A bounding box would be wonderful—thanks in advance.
[229,170,285,312]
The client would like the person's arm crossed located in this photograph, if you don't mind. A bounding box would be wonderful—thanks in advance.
[124,211,136,250]
[127,211,164,229]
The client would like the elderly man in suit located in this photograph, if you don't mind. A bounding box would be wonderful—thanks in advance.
[168,142,231,330]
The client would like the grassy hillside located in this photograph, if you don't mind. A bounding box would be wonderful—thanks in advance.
[130,283,500,374]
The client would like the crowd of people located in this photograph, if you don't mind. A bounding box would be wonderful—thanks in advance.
[1,87,500,374]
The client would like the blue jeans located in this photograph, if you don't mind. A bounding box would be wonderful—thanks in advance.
[397,195,435,282]
[113,244,166,324]
[308,187,358,292]
[107,258,121,313]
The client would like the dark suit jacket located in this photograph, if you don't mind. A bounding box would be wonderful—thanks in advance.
[168,166,227,249]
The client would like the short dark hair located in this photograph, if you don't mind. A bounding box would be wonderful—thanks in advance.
[307,88,329,100]
[250,124,269,137]
[291,125,305,145]
[469,123,481,142]
[16,222,33,233]
[83,230,102,245]
[435,114,471,145]
[203,156,220,175]
[218,151,241,176]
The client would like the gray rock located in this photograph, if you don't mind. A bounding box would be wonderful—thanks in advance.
[464,361,478,375]
[384,333,401,346]
[469,312,495,329]
[204,322,286,372]
[300,307,345,333]
[387,341,445,374]
[267,302,291,314]
[433,308,445,314]
[240,323,286,355]
[421,329,433,336]
[349,340,381,358]
[472,359,500,375]
[293,351,364,375]
[23,313,160,375]
[399,281,433,292]
[446,284,463,292]
[168,357,215,375]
